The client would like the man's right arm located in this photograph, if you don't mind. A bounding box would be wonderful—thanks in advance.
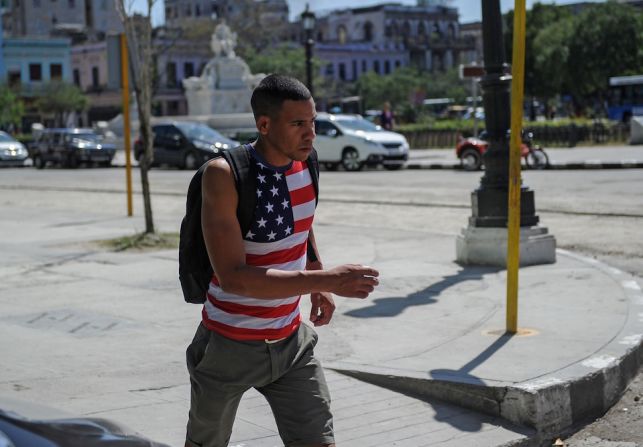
[201,158,379,300]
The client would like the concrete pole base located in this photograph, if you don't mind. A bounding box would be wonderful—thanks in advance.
[456,225,556,266]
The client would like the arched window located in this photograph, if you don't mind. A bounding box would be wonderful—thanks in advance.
[363,21,374,42]
[337,25,347,44]
[417,21,427,44]
[402,21,411,45]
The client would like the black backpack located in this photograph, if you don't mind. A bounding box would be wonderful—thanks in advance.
[179,144,319,304]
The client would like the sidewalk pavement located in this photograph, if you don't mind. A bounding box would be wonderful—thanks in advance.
[0,190,642,446]
[406,145,643,170]
[111,145,643,170]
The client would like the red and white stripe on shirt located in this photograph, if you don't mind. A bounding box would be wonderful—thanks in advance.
[202,159,316,341]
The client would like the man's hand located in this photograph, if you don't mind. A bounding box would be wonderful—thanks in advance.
[327,264,380,299]
[310,292,335,326]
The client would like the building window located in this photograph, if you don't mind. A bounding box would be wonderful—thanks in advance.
[384,60,390,74]
[352,60,357,80]
[337,25,347,45]
[395,60,401,68]
[325,64,334,76]
[8,71,21,87]
[184,62,194,78]
[29,63,42,81]
[73,69,80,86]
[363,21,373,42]
[373,60,380,74]
[338,63,346,81]
[165,6,172,18]
[195,4,200,16]
[91,66,99,87]
[167,62,177,87]
[316,31,323,42]
[50,63,63,81]
[68,0,74,8]
[361,60,367,72]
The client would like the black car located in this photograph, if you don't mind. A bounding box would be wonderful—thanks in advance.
[30,128,116,169]
[135,122,239,169]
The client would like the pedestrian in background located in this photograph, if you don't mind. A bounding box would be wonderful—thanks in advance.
[380,101,395,130]
[185,74,379,447]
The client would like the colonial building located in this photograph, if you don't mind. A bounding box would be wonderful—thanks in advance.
[294,2,476,82]
[0,34,72,129]
[164,0,288,27]
[7,0,122,37]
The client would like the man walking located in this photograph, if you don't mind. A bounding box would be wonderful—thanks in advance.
[185,74,379,447]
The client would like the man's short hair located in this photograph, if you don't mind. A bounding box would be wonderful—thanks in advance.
[251,74,311,120]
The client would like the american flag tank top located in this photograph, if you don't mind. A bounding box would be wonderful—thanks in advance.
[202,147,316,341]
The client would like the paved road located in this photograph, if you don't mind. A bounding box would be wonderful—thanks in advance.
[0,161,641,446]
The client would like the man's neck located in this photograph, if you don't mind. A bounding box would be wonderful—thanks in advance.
[252,137,291,167]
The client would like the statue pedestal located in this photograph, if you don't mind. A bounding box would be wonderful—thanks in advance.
[456,226,556,267]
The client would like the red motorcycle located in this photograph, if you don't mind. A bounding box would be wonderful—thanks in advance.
[456,130,549,171]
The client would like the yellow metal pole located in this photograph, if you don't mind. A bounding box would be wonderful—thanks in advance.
[120,33,134,217]
[506,0,527,334]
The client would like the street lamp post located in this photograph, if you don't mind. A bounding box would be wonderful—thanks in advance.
[301,4,316,97]
[455,0,555,266]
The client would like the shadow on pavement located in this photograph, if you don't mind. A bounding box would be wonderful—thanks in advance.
[344,266,501,318]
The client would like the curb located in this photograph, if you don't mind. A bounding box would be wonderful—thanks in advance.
[405,161,643,170]
[326,250,643,444]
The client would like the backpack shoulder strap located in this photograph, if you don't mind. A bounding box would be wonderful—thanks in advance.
[223,145,256,235]
[306,148,319,204]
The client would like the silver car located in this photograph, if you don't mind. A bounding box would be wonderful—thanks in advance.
[0,131,29,167]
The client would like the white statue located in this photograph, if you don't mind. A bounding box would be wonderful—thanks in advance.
[210,22,237,58]
[182,22,265,115]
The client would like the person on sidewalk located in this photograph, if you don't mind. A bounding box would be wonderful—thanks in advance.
[185,74,380,447]
[379,101,395,131]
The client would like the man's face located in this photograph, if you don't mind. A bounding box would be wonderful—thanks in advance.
[261,98,316,162]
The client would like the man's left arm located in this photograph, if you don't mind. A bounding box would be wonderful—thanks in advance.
[307,227,336,326]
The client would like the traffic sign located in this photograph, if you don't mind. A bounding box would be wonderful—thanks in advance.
[459,64,485,79]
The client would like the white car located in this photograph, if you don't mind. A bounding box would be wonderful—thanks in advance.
[314,113,409,171]
[0,131,29,167]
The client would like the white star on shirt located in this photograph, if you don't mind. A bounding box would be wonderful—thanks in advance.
[265,202,274,213]
[257,217,267,228]
[257,174,266,184]
[284,226,292,235]
[256,188,262,197]
[267,231,277,241]
[257,162,266,170]
[273,172,282,180]
[246,230,255,239]
[281,199,289,209]
[270,186,279,197]
[276,215,284,225]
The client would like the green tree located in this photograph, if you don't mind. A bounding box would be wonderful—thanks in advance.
[0,85,25,130]
[36,82,88,127]
[505,3,572,99]
[565,2,643,100]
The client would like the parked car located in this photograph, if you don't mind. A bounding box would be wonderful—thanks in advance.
[29,128,116,169]
[0,407,170,447]
[314,113,409,171]
[0,131,29,167]
[135,121,239,169]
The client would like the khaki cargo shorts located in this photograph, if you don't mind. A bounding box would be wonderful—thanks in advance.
[185,322,334,447]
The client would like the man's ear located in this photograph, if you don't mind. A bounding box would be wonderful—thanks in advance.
[256,116,270,136]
